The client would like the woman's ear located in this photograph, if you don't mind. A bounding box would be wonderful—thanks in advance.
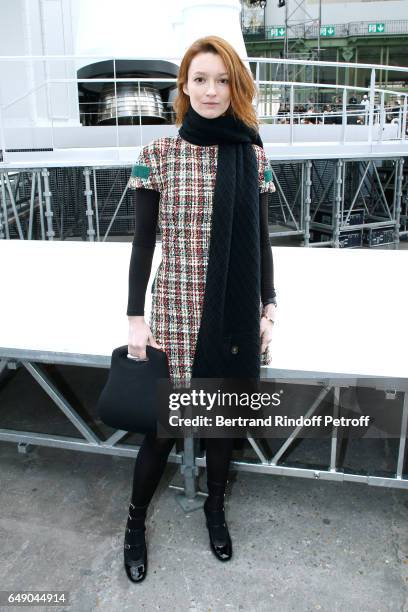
[182,83,189,96]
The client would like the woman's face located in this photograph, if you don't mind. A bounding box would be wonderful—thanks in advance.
[183,52,231,119]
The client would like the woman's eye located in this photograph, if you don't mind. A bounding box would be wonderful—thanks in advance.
[193,78,229,84]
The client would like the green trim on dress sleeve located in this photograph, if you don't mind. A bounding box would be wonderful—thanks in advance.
[131,164,151,179]
[264,169,273,183]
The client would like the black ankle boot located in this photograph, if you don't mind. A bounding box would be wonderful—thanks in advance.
[203,495,232,562]
[124,502,148,583]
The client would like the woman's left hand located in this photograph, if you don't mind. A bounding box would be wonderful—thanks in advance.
[260,304,276,353]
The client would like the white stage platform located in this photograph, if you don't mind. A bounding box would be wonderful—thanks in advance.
[1,240,407,378]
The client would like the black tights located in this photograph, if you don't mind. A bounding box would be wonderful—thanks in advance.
[130,432,234,512]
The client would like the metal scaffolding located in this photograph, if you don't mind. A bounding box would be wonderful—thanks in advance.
[1,157,406,248]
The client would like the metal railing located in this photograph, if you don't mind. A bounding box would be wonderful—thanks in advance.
[256,78,408,140]
[0,54,408,162]
[244,19,408,40]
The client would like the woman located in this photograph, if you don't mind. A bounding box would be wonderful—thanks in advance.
[124,35,277,583]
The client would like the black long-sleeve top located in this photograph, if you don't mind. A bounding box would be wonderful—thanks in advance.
[127,188,276,316]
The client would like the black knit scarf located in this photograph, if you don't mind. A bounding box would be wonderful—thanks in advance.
[179,105,263,384]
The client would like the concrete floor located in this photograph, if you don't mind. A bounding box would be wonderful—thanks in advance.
[0,361,407,612]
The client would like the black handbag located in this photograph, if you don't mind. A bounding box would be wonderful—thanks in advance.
[97,344,171,435]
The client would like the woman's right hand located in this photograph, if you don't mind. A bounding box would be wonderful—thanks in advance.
[128,316,164,360]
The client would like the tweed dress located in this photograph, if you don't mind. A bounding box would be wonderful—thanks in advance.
[129,135,276,389]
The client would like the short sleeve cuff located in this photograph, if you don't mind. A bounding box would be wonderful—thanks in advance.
[129,165,155,190]
[128,141,162,192]
[260,165,276,194]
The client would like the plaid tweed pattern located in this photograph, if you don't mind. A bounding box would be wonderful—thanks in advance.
[129,135,276,388]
